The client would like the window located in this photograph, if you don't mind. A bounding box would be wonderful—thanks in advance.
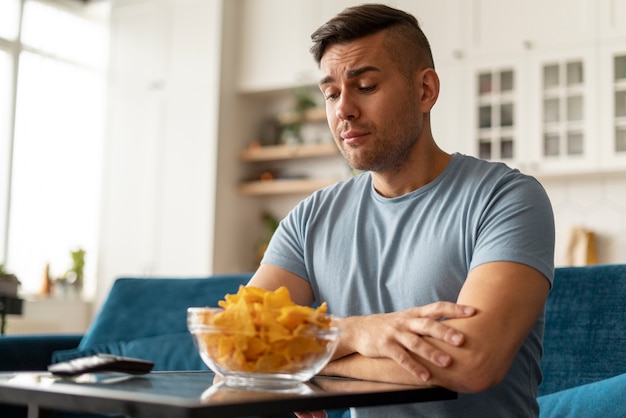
[1,0,109,296]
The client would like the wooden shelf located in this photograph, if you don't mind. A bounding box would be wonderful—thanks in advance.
[277,107,327,125]
[240,142,339,162]
[238,178,342,196]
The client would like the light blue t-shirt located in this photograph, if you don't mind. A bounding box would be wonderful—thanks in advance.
[262,153,555,417]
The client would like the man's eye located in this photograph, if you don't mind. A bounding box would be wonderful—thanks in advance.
[360,85,375,93]
[324,93,338,101]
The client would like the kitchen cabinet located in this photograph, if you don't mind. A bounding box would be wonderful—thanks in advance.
[396,0,468,63]
[527,45,600,175]
[237,0,320,92]
[598,0,626,41]
[466,51,531,170]
[599,41,626,170]
[466,38,626,177]
[466,0,596,55]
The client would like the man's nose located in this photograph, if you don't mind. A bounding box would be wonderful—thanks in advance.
[335,93,359,121]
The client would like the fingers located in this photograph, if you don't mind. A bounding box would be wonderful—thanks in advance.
[341,303,477,381]
[407,302,476,344]
[398,331,452,368]
[408,301,476,321]
[294,411,328,418]
[386,341,434,382]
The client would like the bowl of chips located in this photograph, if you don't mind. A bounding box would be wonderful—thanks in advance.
[188,286,341,389]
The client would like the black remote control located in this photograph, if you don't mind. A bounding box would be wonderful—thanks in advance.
[48,354,154,377]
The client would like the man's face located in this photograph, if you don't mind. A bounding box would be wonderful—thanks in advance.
[319,31,425,173]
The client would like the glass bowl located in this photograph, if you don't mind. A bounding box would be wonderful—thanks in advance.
[187,307,341,389]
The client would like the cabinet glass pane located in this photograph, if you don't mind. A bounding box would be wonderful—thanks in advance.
[566,61,583,85]
[479,105,492,128]
[567,132,583,155]
[500,70,514,92]
[543,64,559,89]
[567,95,583,121]
[615,55,626,81]
[500,138,513,159]
[616,127,626,152]
[544,133,560,156]
[616,91,626,118]
[500,103,514,127]
[479,73,492,95]
[479,140,492,159]
[543,98,560,122]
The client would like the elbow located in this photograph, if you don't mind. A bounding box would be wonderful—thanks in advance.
[455,370,505,394]
[448,357,509,393]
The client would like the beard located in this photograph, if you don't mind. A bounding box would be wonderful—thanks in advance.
[335,107,423,173]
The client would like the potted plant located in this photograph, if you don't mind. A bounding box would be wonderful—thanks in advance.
[0,264,20,297]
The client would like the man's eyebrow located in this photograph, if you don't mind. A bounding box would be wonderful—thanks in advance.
[319,66,381,86]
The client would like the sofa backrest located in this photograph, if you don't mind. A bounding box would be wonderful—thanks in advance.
[78,273,253,350]
[539,264,626,396]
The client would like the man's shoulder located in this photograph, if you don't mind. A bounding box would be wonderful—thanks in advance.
[450,153,538,186]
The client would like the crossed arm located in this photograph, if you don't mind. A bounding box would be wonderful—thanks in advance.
[247,260,550,394]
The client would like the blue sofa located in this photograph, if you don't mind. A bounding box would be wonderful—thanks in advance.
[0,265,625,417]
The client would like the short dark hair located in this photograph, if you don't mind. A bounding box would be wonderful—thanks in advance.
[310,4,434,71]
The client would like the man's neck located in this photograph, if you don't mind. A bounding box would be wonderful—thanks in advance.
[371,147,451,198]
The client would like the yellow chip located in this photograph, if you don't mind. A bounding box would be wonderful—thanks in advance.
[204,286,331,373]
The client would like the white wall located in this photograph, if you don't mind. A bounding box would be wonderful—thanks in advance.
[540,173,626,267]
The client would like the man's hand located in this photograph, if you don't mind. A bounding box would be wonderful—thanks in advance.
[334,302,476,382]
[295,412,327,418]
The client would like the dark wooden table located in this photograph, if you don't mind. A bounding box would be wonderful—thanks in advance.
[0,370,456,417]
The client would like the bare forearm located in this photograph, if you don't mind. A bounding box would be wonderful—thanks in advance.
[323,342,495,393]
[323,354,425,386]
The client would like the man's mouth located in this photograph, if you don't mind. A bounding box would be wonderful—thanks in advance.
[341,130,369,146]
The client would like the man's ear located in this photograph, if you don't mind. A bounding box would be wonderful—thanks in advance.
[418,68,440,112]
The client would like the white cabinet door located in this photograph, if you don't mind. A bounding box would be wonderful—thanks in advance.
[598,0,626,41]
[527,45,599,175]
[238,0,319,92]
[598,41,626,170]
[467,0,596,55]
[466,52,531,171]
[396,0,468,63]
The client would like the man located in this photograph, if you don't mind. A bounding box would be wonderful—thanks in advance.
[248,4,554,417]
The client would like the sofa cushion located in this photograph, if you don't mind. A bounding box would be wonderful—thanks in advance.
[53,332,208,371]
[538,372,626,417]
[78,274,252,350]
[539,264,626,395]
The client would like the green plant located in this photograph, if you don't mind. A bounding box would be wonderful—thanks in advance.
[63,248,86,287]
[69,248,86,278]
[282,87,318,142]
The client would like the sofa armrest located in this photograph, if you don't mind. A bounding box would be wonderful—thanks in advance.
[0,334,83,371]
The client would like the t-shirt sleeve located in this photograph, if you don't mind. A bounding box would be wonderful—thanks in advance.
[469,173,555,285]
